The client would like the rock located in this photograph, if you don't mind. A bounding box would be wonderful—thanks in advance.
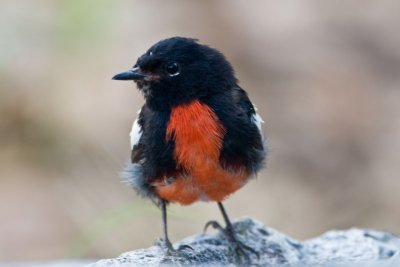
[87,218,400,267]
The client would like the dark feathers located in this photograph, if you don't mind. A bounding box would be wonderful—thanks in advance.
[120,37,266,203]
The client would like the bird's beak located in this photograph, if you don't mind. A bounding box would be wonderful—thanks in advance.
[112,67,148,81]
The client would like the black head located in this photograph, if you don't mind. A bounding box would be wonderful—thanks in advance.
[113,37,237,110]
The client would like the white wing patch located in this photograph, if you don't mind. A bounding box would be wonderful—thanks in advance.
[251,106,264,133]
[130,109,142,149]
[251,113,264,132]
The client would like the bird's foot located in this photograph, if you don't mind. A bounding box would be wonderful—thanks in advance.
[155,238,193,257]
[204,220,260,265]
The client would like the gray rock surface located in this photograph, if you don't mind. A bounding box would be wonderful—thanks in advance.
[87,218,400,267]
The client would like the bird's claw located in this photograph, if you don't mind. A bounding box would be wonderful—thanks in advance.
[177,244,194,251]
[204,220,225,233]
[230,238,260,265]
[155,238,193,256]
[203,220,260,265]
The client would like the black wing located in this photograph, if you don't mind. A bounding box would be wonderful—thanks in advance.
[122,105,156,201]
[209,85,266,174]
[123,105,176,204]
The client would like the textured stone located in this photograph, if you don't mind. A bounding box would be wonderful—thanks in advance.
[87,218,400,267]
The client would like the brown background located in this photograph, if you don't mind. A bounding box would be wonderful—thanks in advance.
[1,0,399,261]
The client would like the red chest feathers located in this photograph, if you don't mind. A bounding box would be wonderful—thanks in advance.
[153,100,249,205]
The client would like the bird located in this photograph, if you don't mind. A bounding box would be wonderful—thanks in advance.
[112,37,266,260]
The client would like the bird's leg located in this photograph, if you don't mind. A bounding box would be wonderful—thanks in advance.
[156,200,193,255]
[159,199,174,251]
[204,202,259,264]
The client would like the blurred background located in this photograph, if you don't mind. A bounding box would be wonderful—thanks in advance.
[1,0,399,262]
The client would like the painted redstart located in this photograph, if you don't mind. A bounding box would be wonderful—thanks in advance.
[113,37,266,260]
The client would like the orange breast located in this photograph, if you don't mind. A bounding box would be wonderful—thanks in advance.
[154,100,249,205]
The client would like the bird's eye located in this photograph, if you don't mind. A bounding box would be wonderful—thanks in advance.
[165,62,180,77]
